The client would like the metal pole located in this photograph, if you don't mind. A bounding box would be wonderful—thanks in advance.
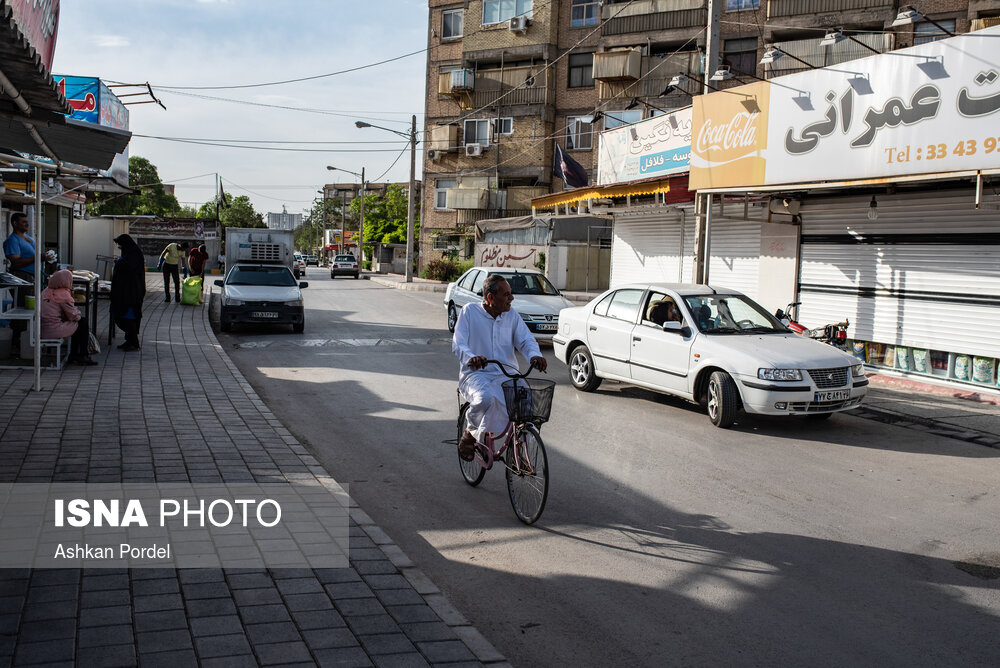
[359,167,365,270]
[33,165,41,391]
[405,114,416,282]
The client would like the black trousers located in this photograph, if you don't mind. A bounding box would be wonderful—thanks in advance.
[115,314,141,347]
[70,316,90,357]
[163,263,180,298]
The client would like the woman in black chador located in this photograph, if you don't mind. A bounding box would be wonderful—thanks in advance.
[111,234,146,351]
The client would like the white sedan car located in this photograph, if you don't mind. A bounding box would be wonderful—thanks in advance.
[444,266,574,340]
[552,283,868,427]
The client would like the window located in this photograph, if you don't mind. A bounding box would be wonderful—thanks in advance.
[566,116,593,150]
[482,0,532,25]
[470,270,486,295]
[435,179,457,209]
[464,119,491,146]
[603,109,642,130]
[458,270,479,291]
[724,37,758,77]
[914,19,956,45]
[725,0,760,11]
[571,0,598,27]
[494,117,513,136]
[605,289,644,322]
[442,9,463,38]
[433,234,462,250]
[568,53,594,88]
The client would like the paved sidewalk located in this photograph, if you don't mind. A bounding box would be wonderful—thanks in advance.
[0,275,504,667]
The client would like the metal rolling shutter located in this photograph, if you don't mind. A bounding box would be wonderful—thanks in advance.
[708,219,761,299]
[797,190,1000,358]
[610,206,694,287]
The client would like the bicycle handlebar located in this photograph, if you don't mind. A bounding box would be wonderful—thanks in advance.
[482,359,538,379]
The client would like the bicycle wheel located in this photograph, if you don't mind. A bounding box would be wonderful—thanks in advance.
[457,403,486,486]
[505,424,548,525]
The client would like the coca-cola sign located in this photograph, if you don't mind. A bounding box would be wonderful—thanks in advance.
[8,0,60,70]
[690,82,769,189]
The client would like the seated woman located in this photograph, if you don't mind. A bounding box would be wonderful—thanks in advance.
[40,269,97,366]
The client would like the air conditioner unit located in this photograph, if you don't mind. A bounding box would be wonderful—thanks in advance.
[465,143,483,157]
[509,15,528,33]
[427,149,440,161]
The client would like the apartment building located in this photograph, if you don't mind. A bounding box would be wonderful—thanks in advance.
[421,0,1000,270]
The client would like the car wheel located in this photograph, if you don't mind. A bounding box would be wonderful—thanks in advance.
[447,303,459,333]
[568,345,602,392]
[293,317,304,333]
[354,273,359,279]
[707,370,739,428]
[330,273,335,279]
[220,318,232,333]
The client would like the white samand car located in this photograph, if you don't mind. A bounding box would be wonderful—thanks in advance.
[444,266,574,341]
[552,283,868,427]
[216,263,307,333]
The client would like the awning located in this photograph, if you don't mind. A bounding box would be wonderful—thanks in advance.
[531,174,691,208]
[0,3,132,170]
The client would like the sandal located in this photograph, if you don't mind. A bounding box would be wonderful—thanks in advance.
[459,430,477,462]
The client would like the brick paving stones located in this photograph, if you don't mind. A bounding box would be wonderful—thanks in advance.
[0,275,500,666]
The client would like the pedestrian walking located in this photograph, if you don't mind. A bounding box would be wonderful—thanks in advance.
[111,234,146,352]
[188,244,209,300]
[158,240,188,303]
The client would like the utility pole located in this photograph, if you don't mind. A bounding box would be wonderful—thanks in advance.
[405,114,416,282]
[695,0,724,284]
[359,167,366,268]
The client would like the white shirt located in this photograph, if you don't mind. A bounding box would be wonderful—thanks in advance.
[453,302,541,383]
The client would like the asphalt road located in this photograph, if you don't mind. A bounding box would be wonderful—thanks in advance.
[217,271,1000,667]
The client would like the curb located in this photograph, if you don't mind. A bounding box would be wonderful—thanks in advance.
[851,404,1000,449]
[368,275,448,293]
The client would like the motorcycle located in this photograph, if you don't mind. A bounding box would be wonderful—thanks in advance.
[774,302,850,350]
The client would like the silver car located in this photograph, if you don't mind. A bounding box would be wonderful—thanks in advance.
[444,267,574,341]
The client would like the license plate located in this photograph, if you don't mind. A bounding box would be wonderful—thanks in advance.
[251,311,279,319]
[535,323,557,331]
[814,390,849,402]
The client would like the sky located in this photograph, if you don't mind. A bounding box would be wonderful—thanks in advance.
[50,0,428,217]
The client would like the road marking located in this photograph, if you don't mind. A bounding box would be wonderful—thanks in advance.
[231,337,452,350]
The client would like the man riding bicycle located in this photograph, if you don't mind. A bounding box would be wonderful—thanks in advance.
[452,274,548,461]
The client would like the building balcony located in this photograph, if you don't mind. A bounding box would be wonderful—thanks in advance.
[598,51,699,100]
[601,0,706,36]
[767,0,891,19]
[470,65,553,109]
[764,33,894,77]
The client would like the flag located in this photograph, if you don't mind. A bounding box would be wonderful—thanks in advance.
[553,143,589,189]
[218,179,229,209]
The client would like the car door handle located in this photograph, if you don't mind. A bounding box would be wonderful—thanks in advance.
[633,336,641,342]
[589,326,597,331]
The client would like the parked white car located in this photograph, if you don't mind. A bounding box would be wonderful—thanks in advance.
[292,252,306,278]
[216,263,307,333]
[444,267,574,340]
[552,283,869,427]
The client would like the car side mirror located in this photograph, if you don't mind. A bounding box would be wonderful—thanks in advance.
[475,289,483,296]
[662,321,691,337]
[299,282,309,289]
[214,280,223,287]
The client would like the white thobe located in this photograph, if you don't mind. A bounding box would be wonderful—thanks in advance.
[453,302,541,440]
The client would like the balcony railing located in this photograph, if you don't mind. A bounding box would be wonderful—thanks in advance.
[602,0,705,35]
[470,65,553,108]
[767,0,891,19]
[598,51,699,100]
[764,33,894,77]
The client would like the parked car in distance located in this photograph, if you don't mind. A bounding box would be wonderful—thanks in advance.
[292,252,306,278]
[330,254,360,279]
[552,283,869,427]
[444,266,574,340]
[303,254,319,266]
[216,264,307,333]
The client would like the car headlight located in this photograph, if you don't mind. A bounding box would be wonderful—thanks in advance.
[519,313,530,322]
[287,300,303,307]
[852,363,865,378]
[758,368,803,381]
[223,297,244,306]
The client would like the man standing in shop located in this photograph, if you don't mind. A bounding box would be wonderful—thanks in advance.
[158,240,189,303]
[3,212,35,357]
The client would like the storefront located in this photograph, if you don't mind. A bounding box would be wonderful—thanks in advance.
[691,25,1000,391]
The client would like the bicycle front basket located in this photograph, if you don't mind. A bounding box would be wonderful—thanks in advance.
[501,377,555,424]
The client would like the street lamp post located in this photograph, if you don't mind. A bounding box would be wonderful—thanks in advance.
[327,165,365,268]
[355,116,417,282]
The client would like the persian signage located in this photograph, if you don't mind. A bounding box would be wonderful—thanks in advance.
[9,0,60,70]
[598,107,691,185]
[690,26,1000,189]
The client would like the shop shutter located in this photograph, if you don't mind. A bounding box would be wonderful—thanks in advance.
[610,206,695,287]
[707,219,761,299]
[797,189,1000,359]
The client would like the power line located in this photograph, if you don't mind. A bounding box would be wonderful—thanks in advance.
[108,47,428,91]
[134,133,407,145]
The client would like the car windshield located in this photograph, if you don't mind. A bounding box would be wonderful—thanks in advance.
[682,294,789,334]
[491,271,559,296]
[227,265,297,287]
[335,255,355,262]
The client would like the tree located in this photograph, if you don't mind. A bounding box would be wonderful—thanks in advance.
[350,184,420,247]
[297,197,342,252]
[197,193,264,228]
[87,155,182,216]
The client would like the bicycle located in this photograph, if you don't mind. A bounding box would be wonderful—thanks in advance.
[456,359,554,525]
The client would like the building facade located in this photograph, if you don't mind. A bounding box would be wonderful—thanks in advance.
[422,0,998,271]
